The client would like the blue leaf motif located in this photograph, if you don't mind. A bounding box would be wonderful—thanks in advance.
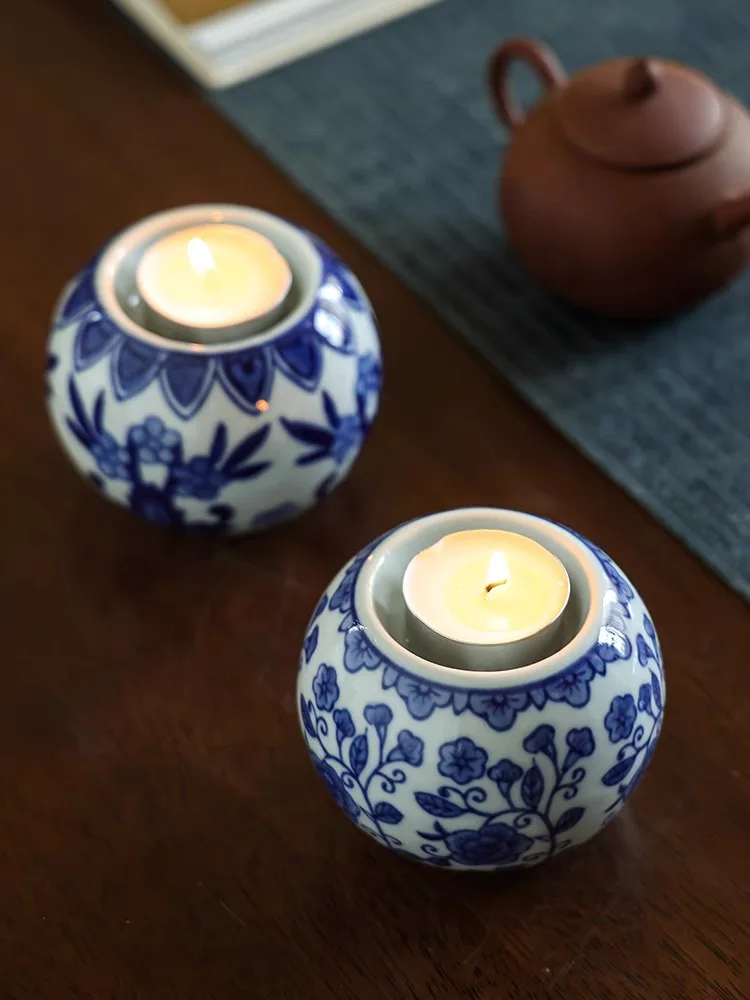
[303,625,319,663]
[222,425,271,475]
[651,671,663,711]
[601,755,638,787]
[160,354,214,419]
[349,733,368,777]
[299,695,316,739]
[219,349,273,414]
[414,792,466,818]
[521,763,544,810]
[372,802,403,825]
[636,633,653,666]
[554,807,584,834]
[279,418,333,448]
[209,423,227,464]
[92,392,105,435]
[322,391,340,428]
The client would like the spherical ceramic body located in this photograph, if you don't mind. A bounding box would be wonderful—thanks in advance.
[46,207,381,534]
[298,510,665,871]
[491,42,750,318]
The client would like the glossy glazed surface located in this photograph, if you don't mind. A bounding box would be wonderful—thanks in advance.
[298,511,664,869]
[2,1,749,996]
[46,208,381,533]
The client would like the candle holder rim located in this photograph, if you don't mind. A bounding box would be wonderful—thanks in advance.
[354,508,607,689]
[94,204,323,354]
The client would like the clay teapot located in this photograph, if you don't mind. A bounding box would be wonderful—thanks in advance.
[489,38,750,317]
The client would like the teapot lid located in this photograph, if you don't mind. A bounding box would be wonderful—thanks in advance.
[556,57,727,169]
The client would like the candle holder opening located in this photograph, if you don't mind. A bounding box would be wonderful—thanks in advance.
[356,509,603,676]
[95,205,322,348]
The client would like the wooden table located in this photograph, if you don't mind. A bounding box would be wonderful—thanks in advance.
[2,1,748,996]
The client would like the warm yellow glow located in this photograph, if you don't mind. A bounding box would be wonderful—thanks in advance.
[403,529,570,645]
[485,551,510,593]
[137,223,291,330]
[187,236,215,276]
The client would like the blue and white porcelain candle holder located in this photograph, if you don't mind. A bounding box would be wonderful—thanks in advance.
[46,205,381,533]
[297,509,665,870]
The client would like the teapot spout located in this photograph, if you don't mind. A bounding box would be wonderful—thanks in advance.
[711,193,750,239]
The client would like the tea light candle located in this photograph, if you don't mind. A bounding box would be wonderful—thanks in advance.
[403,529,570,670]
[136,223,292,340]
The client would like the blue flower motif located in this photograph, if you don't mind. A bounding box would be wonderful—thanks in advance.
[356,352,382,396]
[566,727,595,758]
[303,625,319,664]
[343,628,382,673]
[394,675,452,720]
[523,724,556,755]
[562,726,596,772]
[437,737,488,785]
[314,758,360,820]
[445,823,533,867]
[91,432,129,478]
[312,663,339,711]
[333,708,355,739]
[487,758,523,789]
[605,694,637,743]
[544,662,594,707]
[386,729,424,766]
[363,704,393,728]
[637,683,652,713]
[129,416,180,463]
[468,691,530,732]
[173,456,228,501]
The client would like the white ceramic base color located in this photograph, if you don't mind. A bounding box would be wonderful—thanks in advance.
[297,509,665,870]
[46,205,381,534]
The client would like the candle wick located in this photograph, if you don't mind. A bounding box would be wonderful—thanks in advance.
[485,579,508,594]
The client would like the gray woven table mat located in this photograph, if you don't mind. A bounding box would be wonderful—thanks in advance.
[210,0,750,599]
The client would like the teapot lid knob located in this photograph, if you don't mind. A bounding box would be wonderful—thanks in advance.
[556,56,727,170]
[624,58,660,101]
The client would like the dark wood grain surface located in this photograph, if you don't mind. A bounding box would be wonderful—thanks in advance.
[1,1,748,997]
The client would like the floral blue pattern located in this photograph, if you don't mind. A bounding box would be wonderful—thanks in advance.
[438,738,488,785]
[301,665,426,849]
[54,248,376,421]
[299,515,665,869]
[410,720,596,867]
[601,620,665,813]
[281,391,366,467]
[321,533,635,729]
[64,375,270,530]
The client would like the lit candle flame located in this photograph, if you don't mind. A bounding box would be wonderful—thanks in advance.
[484,551,510,594]
[187,236,216,276]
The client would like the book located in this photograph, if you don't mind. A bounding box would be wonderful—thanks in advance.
[111,0,442,88]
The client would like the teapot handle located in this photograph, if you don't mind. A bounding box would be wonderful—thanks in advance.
[488,37,566,130]
[711,193,750,240]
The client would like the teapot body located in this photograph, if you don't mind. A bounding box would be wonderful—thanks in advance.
[492,42,750,317]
